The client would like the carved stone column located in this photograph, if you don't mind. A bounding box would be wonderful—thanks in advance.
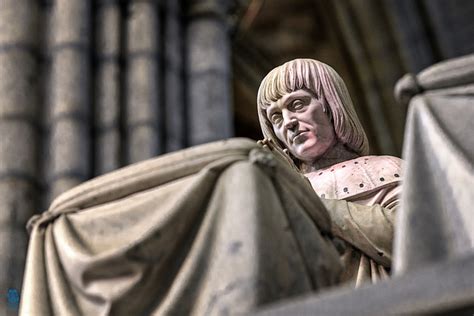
[94,0,122,175]
[186,0,233,145]
[0,0,39,312]
[124,0,161,164]
[45,0,91,201]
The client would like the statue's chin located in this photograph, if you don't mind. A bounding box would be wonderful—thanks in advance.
[292,140,329,163]
[293,148,326,164]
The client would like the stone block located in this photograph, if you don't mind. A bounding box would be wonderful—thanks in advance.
[126,124,160,163]
[47,118,89,178]
[0,53,38,117]
[0,179,37,227]
[50,1,90,46]
[95,3,121,57]
[50,50,90,117]
[95,129,121,175]
[126,1,158,54]
[0,0,39,46]
[254,253,474,315]
[95,62,120,127]
[125,57,159,124]
[187,19,230,74]
[188,71,232,145]
[0,122,37,177]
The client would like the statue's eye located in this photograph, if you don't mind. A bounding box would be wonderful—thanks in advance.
[270,113,282,124]
[292,100,304,110]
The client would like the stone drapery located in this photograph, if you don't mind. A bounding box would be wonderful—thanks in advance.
[393,53,474,273]
[19,139,341,315]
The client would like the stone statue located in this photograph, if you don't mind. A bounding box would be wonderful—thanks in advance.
[257,59,402,286]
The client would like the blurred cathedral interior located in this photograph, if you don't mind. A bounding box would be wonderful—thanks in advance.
[1,0,474,313]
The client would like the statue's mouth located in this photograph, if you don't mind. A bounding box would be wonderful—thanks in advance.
[292,130,308,144]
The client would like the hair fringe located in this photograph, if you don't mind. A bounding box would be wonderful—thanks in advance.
[257,59,369,166]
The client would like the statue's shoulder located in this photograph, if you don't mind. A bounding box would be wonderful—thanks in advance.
[356,155,403,173]
[307,155,403,200]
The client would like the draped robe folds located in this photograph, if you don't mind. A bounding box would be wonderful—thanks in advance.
[20,138,342,316]
[307,155,402,287]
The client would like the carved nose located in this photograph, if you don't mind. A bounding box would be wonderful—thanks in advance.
[285,118,298,130]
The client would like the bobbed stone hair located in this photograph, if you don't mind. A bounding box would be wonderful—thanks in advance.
[257,59,369,163]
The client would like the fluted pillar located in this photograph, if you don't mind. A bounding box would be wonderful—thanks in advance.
[45,0,92,201]
[124,0,161,163]
[186,0,233,145]
[0,1,39,313]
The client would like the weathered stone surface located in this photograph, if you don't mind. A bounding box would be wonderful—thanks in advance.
[254,253,474,316]
[393,54,474,273]
[19,139,341,315]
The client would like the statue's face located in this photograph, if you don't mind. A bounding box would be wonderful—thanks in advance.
[266,89,336,163]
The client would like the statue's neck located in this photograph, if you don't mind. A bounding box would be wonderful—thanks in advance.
[300,142,360,173]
